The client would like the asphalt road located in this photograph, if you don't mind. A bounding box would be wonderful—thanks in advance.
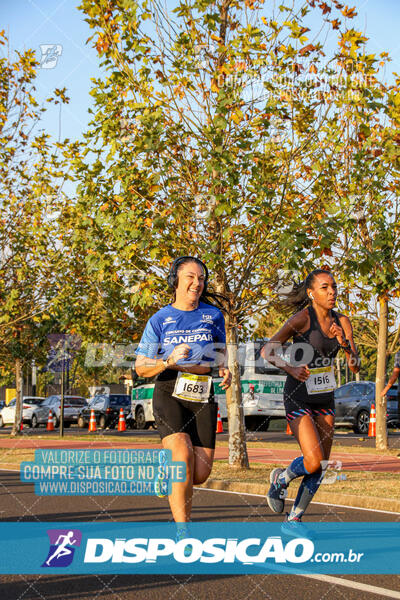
[1,470,400,600]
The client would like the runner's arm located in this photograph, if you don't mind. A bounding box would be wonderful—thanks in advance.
[260,311,309,378]
[336,315,360,374]
[135,344,190,378]
[135,345,213,377]
[381,367,400,396]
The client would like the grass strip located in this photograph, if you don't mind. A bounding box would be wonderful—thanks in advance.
[209,460,400,500]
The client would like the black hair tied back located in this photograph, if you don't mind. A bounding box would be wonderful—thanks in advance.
[279,268,333,314]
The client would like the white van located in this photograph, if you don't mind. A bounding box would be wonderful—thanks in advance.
[131,340,286,431]
[213,340,286,431]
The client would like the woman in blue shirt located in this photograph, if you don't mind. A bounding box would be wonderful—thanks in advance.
[135,256,231,531]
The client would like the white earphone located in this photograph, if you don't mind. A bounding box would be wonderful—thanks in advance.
[309,293,314,300]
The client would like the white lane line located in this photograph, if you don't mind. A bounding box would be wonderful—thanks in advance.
[199,487,400,597]
[299,574,400,599]
[196,486,400,515]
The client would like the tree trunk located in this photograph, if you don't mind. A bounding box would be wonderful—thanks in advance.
[11,358,23,436]
[375,294,388,450]
[225,316,249,468]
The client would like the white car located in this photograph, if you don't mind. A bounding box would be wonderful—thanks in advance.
[0,396,45,427]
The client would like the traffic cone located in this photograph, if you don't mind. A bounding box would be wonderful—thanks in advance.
[20,420,23,431]
[216,408,223,433]
[88,409,97,433]
[118,408,126,432]
[46,410,55,431]
[368,403,376,437]
[286,421,293,435]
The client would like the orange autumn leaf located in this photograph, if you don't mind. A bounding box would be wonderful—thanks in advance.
[341,5,357,18]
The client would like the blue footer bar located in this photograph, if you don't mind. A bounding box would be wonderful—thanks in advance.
[0,522,398,574]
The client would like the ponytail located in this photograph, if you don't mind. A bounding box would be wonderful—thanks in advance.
[199,289,230,313]
[280,279,310,313]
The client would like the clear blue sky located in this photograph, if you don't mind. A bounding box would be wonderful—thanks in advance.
[2,0,400,143]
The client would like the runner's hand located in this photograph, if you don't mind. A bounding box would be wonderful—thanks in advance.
[380,388,388,398]
[168,344,191,365]
[329,323,345,345]
[290,365,310,382]
[219,367,232,390]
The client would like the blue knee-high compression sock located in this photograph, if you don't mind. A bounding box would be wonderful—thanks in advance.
[288,469,325,520]
[278,456,309,486]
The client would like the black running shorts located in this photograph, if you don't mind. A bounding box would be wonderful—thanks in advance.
[153,369,218,449]
[284,392,335,422]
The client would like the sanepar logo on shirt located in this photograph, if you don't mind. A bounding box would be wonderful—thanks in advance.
[164,333,213,344]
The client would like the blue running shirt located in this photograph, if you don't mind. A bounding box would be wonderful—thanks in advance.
[136,302,226,366]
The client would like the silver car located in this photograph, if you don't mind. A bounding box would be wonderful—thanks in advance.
[31,395,88,428]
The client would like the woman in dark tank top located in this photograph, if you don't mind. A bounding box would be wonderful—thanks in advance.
[285,303,342,406]
[261,269,360,529]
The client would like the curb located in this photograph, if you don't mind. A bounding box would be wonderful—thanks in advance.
[199,479,400,514]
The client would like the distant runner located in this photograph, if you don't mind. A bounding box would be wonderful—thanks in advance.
[381,351,400,399]
[135,256,231,542]
[262,269,360,533]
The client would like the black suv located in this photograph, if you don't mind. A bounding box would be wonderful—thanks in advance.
[78,394,132,429]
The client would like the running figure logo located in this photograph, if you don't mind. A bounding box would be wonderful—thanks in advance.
[42,529,82,567]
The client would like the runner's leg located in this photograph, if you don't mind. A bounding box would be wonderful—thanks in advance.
[162,432,194,522]
[267,413,323,513]
[193,446,214,485]
[288,412,334,519]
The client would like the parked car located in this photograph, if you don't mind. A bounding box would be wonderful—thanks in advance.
[334,381,400,434]
[0,396,45,427]
[78,394,132,429]
[31,395,88,428]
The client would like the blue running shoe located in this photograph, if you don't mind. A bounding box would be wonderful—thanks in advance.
[267,467,287,514]
[175,525,192,558]
[155,450,169,498]
[158,449,168,465]
[281,513,314,540]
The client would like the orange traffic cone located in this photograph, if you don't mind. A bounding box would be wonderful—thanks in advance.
[47,410,55,431]
[216,408,223,434]
[88,409,97,432]
[118,408,126,432]
[286,421,293,435]
[368,403,376,437]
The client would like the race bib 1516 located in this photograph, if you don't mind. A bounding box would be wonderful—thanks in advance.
[305,366,336,395]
